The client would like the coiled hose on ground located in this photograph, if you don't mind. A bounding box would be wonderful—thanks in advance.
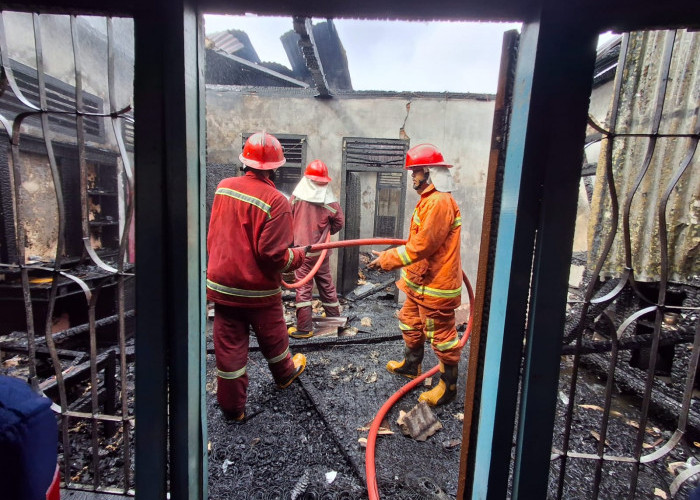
[280,236,474,500]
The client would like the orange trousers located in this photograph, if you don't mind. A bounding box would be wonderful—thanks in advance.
[398,296,461,365]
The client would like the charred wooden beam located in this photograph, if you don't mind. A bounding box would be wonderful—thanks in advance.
[3,309,135,346]
[293,16,331,98]
[561,328,695,356]
[581,352,700,434]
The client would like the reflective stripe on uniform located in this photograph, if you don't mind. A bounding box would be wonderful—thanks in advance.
[217,366,246,380]
[216,187,271,218]
[323,204,337,214]
[306,251,322,257]
[426,318,435,343]
[412,209,420,226]
[207,279,280,298]
[267,347,289,365]
[322,301,339,308]
[451,216,462,230]
[397,246,413,266]
[400,270,462,298]
[281,248,295,272]
[398,321,415,331]
[435,337,459,351]
[296,301,313,308]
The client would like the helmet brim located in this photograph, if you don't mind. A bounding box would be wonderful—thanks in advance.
[306,174,331,184]
[405,161,452,169]
[239,153,286,170]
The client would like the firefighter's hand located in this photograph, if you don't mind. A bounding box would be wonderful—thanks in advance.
[367,250,384,271]
[304,245,312,254]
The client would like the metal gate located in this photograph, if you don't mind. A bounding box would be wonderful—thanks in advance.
[0,12,135,495]
[552,29,700,499]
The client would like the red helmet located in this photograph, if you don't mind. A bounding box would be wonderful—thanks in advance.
[239,132,286,170]
[405,143,452,169]
[304,159,331,184]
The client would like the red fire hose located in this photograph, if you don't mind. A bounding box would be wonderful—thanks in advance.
[281,232,331,289]
[280,236,474,500]
[281,237,407,289]
[365,271,474,500]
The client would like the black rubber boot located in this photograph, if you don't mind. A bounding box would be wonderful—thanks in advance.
[386,344,424,379]
[419,362,458,406]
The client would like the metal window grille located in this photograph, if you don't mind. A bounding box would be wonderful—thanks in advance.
[550,29,700,499]
[0,12,135,496]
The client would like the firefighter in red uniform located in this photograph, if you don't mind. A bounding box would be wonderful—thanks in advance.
[287,160,345,339]
[207,132,307,421]
[369,143,463,406]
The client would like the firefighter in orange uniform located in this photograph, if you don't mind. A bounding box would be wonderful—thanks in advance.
[368,143,463,406]
[287,160,345,339]
[207,132,307,421]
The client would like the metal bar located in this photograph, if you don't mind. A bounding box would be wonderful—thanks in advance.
[591,311,620,498]
[560,327,694,355]
[0,12,40,393]
[59,482,135,496]
[103,349,117,436]
[89,284,102,489]
[32,22,73,465]
[70,15,90,250]
[69,16,104,490]
[107,15,134,491]
[556,35,630,497]
[626,30,677,498]
[14,309,135,345]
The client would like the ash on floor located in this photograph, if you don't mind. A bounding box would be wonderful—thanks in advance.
[205,331,471,499]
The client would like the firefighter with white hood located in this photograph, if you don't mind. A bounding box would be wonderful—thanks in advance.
[287,160,345,339]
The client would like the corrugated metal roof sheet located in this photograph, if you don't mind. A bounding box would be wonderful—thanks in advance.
[588,29,700,284]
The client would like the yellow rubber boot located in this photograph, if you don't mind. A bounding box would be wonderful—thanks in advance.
[386,344,424,380]
[288,326,313,339]
[288,326,313,338]
[277,353,307,389]
[418,362,458,406]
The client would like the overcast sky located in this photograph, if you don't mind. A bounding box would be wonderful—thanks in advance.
[204,15,522,94]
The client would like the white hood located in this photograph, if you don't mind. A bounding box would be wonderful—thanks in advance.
[429,166,456,193]
[292,176,337,204]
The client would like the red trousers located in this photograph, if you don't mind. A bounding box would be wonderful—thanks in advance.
[398,296,461,365]
[294,254,340,332]
[213,301,296,415]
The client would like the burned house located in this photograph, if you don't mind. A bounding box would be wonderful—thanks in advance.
[0,12,136,493]
[0,1,698,499]
[205,19,495,296]
[0,14,135,336]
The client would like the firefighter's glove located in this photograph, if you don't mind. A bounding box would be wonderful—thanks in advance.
[304,245,313,254]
